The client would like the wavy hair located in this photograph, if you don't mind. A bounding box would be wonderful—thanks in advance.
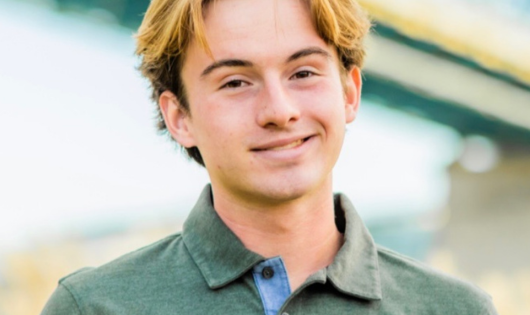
[135,0,371,166]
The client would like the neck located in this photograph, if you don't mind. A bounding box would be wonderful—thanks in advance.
[211,182,343,291]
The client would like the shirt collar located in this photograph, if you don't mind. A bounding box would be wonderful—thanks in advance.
[182,185,264,289]
[326,193,382,300]
[182,185,382,300]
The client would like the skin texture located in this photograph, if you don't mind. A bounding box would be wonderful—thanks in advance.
[160,0,362,290]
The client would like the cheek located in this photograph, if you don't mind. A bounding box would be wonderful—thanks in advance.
[192,101,248,153]
[299,82,346,123]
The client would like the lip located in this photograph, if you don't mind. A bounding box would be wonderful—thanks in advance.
[249,134,316,163]
[251,135,314,151]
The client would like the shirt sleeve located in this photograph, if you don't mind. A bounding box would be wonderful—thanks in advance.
[40,284,82,315]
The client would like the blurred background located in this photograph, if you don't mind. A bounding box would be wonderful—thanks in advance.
[0,0,529,314]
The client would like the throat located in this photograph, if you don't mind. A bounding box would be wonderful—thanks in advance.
[212,183,342,290]
[227,213,344,292]
[283,228,343,291]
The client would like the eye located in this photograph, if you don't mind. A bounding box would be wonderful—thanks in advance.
[291,70,314,80]
[220,79,248,89]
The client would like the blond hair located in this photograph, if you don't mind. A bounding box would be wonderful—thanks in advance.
[135,0,371,166]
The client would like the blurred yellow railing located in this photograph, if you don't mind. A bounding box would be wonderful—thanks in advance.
[358,0,530,86]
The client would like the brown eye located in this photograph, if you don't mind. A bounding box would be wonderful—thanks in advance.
[292,71,313,79]
[221,80,248,89]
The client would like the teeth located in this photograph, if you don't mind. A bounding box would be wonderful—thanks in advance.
[269,139,303,151]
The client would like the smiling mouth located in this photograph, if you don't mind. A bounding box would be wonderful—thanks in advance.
[253,136,312,151]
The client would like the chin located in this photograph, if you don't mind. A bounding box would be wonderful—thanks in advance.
[246,171,330,205]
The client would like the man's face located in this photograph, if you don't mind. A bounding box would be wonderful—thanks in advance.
[163,0,361,206]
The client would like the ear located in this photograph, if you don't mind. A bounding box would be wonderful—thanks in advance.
[159,91,197,148]
[343,66,362,124]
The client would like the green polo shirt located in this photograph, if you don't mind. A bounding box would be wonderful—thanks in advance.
[41,185,497,314]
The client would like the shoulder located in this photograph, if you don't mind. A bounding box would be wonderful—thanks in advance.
[46,232,207,313]
[60,232,187,284]
[375,245,497,314]
[60,232,198,287]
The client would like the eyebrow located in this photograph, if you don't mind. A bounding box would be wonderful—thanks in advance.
[286,47,332,63]
[201,59,253,77]
[200,46,331,78]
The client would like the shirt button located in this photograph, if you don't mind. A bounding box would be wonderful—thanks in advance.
[262,266,274,279]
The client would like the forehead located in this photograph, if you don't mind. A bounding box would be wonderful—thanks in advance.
[202,0,310,29]
[186,0,328,66]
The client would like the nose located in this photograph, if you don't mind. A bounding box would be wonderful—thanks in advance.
[256,79,300,128]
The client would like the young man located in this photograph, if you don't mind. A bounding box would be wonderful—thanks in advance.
[42,0,498,314]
